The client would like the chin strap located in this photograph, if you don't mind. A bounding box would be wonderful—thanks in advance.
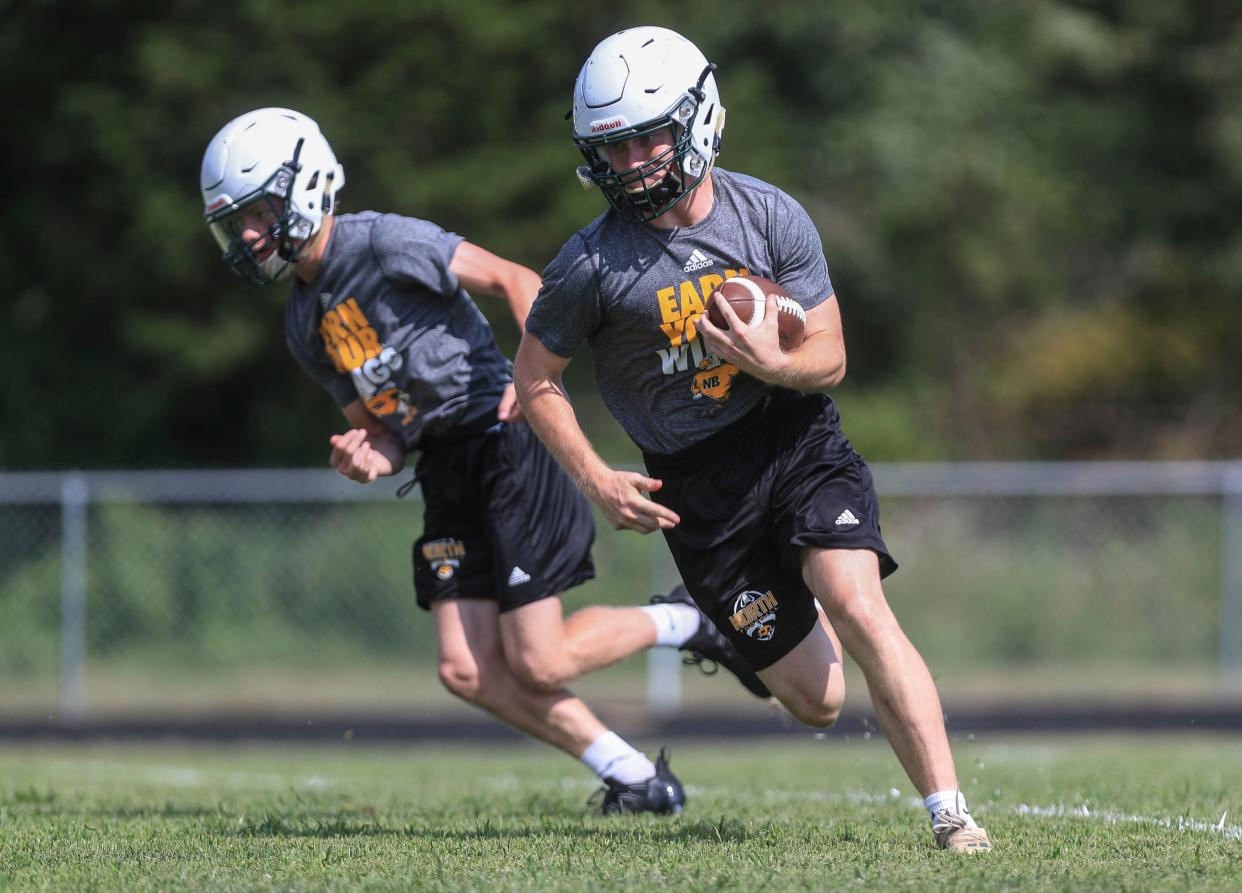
[645,169,683,210]
[275,137,306,261]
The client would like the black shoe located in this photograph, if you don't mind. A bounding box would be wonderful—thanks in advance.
[593,747,685,816]
[651,586,772,699]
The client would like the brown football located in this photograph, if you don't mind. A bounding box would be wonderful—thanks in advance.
[705,275,807,351]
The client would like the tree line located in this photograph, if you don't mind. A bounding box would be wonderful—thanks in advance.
[7,0,1239,470]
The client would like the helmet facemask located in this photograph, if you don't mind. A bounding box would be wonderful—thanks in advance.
[206,190,297,287]
[206,138,329,286]
[572,26,724,222]
[573,96,710,222]
[201,108,343,287]
[575,74,716,224]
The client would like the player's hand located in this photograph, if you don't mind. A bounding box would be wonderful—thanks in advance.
[697,293,788,383]
[497,382,525,424]
[328,428,395,483]
[589,468,680,534]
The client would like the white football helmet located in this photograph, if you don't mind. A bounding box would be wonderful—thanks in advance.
[572,27,725,222]
[201,108,345,286]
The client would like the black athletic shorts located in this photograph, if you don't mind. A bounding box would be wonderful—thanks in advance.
[644,388,897,671]
[410,420,595,612]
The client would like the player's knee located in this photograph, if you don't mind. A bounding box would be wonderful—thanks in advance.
[437,656,484,704]
[506,651,568,692]
[782,685,845,729]
[816,695,845,728]
[787,696,842,729]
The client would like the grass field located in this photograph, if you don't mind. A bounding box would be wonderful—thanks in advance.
[2,735,1240,891]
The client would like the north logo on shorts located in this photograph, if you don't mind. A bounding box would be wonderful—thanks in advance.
[835,509,861,527]
[422,538,466,580]
[729,590,779,641]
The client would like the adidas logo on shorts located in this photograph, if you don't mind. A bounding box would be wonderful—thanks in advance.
[835,509,861,527]
[507,566,531,587]
[683,248,713,272]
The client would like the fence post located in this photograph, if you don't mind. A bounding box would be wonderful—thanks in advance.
[59,472,88,719]
[1220,463,1242,687]
[646,539,682,715]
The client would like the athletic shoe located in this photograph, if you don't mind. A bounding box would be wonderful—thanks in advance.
[651,586,772,699]
[932,809,993,852]
[593,748,685,816]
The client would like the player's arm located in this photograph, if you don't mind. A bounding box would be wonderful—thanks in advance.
[328,399,407,483]
[448,240,541,422]
[514,333,680,534]
[448,241,542,330]
[697,292,846,392]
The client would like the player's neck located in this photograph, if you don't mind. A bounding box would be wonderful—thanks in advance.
[293,214,335,283]
[649,173,714,230]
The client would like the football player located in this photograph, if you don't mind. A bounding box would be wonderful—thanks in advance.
[516,28,991,850]
[199,106,767,813]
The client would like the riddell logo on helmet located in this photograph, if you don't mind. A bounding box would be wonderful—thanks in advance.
[590,118,625,133]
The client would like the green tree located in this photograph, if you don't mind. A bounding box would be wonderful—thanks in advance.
[5,0,1239,469]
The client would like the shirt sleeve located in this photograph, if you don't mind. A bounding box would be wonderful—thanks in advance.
[371,213,465,297]
[771,188,833,312]
[524,233,602,358]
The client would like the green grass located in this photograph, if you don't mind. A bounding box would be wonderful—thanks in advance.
[2,736,1241,891]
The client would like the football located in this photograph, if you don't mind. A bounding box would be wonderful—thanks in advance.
[705,275,807,351]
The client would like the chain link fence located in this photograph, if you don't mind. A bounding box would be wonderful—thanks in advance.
[1,463,1239,721]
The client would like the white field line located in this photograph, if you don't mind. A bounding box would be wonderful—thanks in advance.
[34,762,1242,842]
[1012,802,1241,841]
[44,759,335,791]
[762,786,1242,840]
[796,787,1242,842]
[591,780,1242,843]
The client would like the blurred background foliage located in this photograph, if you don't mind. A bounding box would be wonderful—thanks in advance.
[6,0,1240,470]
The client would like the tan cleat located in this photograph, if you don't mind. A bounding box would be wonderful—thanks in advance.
[932,810,993,853]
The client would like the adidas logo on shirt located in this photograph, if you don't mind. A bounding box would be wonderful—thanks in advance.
[507,566,532,587]
[683,249,713,272]
[835,509,861,527]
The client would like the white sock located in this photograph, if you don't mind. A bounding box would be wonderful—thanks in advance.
[640,602,701,647]
[924,790,977,827]
[580,731,656,784]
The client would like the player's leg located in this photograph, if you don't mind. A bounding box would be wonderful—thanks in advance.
[761,392,990,850]
[434,596,685,814]
[752,603,846,727]
[800,546,990,851]
[434,597,603,751]
[500,587,769,697]
[497,596,657,689]
[800,547,954,790]
[498,592,702,690]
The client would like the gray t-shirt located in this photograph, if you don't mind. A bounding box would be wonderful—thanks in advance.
[526,169,833,455]
[286,211,511,449]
